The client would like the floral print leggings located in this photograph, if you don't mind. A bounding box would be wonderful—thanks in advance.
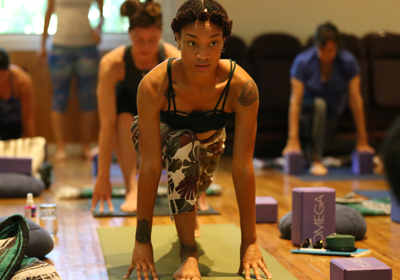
[131,116,225,216]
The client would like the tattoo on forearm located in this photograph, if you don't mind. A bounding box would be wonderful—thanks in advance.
[238,80,259,107]
[181,244,198,254]
[136,219,151,243]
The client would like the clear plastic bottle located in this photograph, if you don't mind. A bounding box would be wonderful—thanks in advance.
[24,193,36,220]
[39,204,58,237]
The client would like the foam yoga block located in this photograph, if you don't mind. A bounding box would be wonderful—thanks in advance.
[352,151,373,174]
[291,187,336,246]
[284,152,304,174]
[330,258,392,280]
[390,190,400,223]
[0,156,32,175]
[255,196,278,223]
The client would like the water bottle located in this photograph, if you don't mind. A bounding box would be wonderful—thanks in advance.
[39,204,58,237]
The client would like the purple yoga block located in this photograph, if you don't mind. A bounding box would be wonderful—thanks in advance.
[284,152,304,174]
[291,187,335,246]
[330,258,392,280]
[352,151,373,174]
[0,157,32,175]
[256,196,278,223]
[390,190,400,223]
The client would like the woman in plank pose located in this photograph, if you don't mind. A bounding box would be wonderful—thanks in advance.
[124,0,273,279]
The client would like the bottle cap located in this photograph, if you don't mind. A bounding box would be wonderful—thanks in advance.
[26,193,34,206]
[39,203,57,209]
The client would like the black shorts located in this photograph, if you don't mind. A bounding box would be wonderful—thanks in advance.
[116,89,137,116]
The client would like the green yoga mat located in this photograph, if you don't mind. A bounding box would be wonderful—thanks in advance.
[89,197,219,217]
[97,224,297,280]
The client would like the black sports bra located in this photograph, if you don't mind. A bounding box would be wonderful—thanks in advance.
[160,58,236,133]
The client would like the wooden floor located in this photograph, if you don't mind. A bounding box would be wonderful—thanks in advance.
[1,156,399,280]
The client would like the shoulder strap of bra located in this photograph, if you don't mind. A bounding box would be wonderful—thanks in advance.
[214,59,237,112]
[9,71,16,98]
[158,41,166,62]
[167,58,177,112]
[124,45,132,63]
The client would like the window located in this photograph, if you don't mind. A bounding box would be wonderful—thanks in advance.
[0,0,144,35]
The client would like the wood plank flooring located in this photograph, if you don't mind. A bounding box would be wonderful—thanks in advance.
[1,156,399,280]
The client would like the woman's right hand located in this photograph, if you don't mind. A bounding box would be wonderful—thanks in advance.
[91,179,114,213]
[282,139,302,155]
[37,47,47,65]
[124,242,159,280]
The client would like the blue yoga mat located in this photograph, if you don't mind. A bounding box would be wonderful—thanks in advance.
[93,160,168,184]
[354,190,391,199]
[291,167,385,181]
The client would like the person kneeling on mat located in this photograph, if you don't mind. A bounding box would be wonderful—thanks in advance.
[123,1,272,279]
[283,22,374,176]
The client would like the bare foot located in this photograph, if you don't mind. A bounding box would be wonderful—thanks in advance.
[309,161,328,176]
[197,192,209,211]
[54,150,68,162]
[173,252,201,280]
[120,190,137,212]
[195,217,201,238]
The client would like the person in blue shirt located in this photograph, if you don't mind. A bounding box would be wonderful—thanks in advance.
[283,22,374,176]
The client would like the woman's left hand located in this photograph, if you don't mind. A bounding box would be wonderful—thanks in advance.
[237,241,272,279]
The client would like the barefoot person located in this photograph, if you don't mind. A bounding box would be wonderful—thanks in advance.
[0,48,35,140]
[91,0,180,213]
[40,0,104,161]
[124,1,273,279]
[283,22,374,176]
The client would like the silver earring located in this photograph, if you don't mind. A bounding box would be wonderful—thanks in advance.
[222,47,225,52]
[178,46,181,50]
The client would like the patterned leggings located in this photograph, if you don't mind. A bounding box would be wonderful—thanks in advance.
[131,116,225,215]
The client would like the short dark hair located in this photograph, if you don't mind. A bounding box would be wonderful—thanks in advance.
[171,0,232,38]
[314,22,342,48]
[120,0,162,30]
[0,47,10,70]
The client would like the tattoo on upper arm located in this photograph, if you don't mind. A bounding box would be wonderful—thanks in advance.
[238,80,259,107]
[163,88,176,98]
[136,219,151,243]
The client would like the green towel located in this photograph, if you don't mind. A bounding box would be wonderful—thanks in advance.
[0,214,62,280]
[337,198,391,216]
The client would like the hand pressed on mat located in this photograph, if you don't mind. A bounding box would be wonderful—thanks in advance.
[91,180,114,213]
[238,242,273,280]
[124,242,158,280]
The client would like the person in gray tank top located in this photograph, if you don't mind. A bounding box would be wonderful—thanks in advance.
[91,0,180,214]
[39,0,104,161]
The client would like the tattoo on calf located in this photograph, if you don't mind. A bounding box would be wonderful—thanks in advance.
[181,244,198,254]
[136,219,151,243]
[238,80,259,107]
